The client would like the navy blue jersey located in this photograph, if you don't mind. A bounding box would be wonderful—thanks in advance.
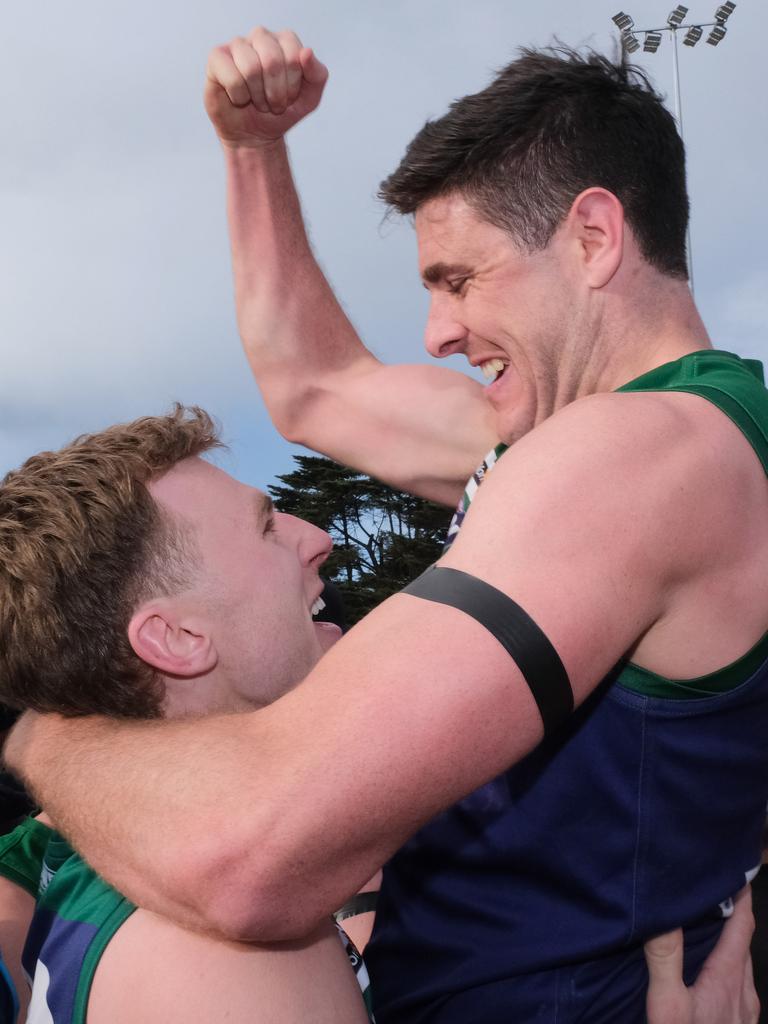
[367,351,768,1023]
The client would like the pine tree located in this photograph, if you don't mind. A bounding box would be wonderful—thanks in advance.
[269,455,449,623]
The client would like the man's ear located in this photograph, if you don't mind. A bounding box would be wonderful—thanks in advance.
[565,187,625,289]
[127,602,217,678]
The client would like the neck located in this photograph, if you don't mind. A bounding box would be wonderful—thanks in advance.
[561,272,712,405]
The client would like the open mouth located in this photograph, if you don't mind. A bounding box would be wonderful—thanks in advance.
[310,596,326,618]
[480,358,506,384]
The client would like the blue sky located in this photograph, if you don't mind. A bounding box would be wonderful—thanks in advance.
[1,0,764,489]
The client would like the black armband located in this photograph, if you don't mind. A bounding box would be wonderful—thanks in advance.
[401,566,573,735]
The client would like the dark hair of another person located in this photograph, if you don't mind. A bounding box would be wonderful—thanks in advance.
[379,46,688,279]
[0,405,222,719]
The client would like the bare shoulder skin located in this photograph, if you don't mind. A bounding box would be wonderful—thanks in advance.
[87,913,367,1024]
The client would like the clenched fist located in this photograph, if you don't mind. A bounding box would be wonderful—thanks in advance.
[204,27,328,148]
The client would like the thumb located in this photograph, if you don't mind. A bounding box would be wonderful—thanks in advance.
[299,47,329,87]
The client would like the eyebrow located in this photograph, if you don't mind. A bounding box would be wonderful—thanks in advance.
[421,262,473,286]
[254,492,275,529]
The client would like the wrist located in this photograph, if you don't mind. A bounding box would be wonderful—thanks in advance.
[220,136,287,157]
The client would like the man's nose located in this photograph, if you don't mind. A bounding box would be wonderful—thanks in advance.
[282,514,333,569]
[424,299,468,359]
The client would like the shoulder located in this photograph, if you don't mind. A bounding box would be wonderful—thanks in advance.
[87,911,368,1024]
[466,388,755,541]
[440,387,761,689]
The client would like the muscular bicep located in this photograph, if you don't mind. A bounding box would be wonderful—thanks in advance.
[264,357,498,506]
[87,911,368,1024]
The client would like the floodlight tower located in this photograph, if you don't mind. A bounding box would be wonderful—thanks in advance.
[610,4,737,291]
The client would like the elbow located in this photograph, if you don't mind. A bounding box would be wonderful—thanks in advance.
[242,357,329,447]
[254,382,320,447]
[178,832,326,943]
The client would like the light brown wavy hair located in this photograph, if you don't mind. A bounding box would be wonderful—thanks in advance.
[0,405,222,718]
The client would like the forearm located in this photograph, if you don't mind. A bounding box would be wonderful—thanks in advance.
[225,141,377,437]
[4,708,388,941]
[4,712,256,935]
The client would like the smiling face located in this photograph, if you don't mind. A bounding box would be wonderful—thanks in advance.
[147,457,338,714]
[416,193,583,444]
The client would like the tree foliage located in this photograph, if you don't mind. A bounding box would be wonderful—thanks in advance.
[269,455,449,623]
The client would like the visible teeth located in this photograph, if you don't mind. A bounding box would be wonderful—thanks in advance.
[311,596,326,617]
[480,358,505,380]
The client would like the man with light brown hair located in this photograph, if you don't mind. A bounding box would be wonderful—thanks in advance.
[0,405,371,1022]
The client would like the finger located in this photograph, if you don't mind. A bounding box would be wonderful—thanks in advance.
[287,47,329,121]
[229,37,269,113]
[299,47,329,87]
[699,887,755,980]
[742,950,761,1024]
[645,928,687,1024]
[276,30,304,106]
[205,45,252,108]
[247,26,290,114]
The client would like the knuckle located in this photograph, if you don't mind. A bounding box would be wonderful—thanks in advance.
[239,51,262,77]
[277,28,302,48]
[260,58,282,78]
[248,25,273,45]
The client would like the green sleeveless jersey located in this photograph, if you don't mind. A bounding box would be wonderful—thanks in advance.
[443,348,768,699]
[616,348,768,697]
[0,819,374,1023]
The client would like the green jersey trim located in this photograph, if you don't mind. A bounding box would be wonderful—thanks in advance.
[0,817,52,895]
[36,836,137,1024]
[74,894,135,1022]
[620,628,768,698]
[616,349,768,472]
[616,349,768,698]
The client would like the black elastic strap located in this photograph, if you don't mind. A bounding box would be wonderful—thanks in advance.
[402,566,573,735]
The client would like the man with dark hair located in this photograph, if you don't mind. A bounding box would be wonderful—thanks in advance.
[6,27,765,1024]
[0,407,373,1022]
[380,48,688,278]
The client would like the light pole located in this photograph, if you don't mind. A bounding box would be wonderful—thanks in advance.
[610,3,737,292]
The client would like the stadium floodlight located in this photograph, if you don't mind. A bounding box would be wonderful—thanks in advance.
[707,23,727,43]
[608,4,738,292]
[668,5,689,26]
[683,24,703,44]
[612,11,635,31]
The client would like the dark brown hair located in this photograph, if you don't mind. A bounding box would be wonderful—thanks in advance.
[380,47,688,278]
[0,405,222,718]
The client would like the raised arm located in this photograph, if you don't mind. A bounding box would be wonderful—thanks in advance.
[206,28,497,506]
